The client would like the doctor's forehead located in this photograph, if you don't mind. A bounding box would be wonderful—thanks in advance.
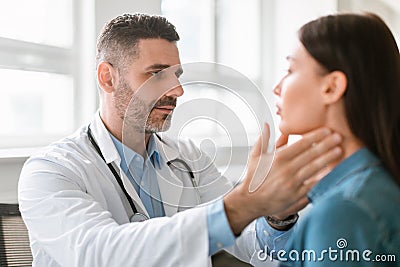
[134,39,181,64]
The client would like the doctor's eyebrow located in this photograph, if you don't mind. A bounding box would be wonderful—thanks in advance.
[145,64,171,71]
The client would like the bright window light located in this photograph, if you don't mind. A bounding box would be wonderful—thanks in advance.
[0,69,73,136]
[0,0,73,48]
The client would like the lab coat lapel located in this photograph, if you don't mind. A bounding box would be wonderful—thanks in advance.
[90,113,149,217]
[155,134,183,216]
[116,166,149,217]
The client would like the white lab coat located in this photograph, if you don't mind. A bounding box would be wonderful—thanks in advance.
[18,113,269,267]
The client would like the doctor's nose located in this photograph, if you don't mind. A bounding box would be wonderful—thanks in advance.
[165,84,184,98]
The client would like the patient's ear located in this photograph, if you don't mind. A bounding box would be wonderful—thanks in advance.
[97,62,118,94]
[322,71,347,104]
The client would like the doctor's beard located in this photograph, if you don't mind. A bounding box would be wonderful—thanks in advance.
[114,78,175,134]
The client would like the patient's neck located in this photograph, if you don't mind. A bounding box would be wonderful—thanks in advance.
[327,128,363,171]
[324,103,363,170]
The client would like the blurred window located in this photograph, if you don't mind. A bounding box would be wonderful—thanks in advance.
[162,0,262,148]
[0,0,95,149]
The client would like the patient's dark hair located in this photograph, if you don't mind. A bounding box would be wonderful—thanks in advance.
[96,13,180,72]
[298,13,400,184]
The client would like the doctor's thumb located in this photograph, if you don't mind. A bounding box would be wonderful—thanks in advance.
[250,123,270,158]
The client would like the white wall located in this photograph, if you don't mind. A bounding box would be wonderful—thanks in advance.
[338,0,400,44]
[95,0,161,34]
[0,158,27,203]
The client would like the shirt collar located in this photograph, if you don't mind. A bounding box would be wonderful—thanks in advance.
[147,134,160,166]
[109,133,160,168]
[308,148,380,202]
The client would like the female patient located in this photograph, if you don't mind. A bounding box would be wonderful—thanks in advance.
[274,13,400,266]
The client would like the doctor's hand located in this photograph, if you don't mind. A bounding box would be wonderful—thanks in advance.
[223,124,343,235]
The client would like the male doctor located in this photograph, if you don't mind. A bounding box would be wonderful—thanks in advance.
[18,14,343,266]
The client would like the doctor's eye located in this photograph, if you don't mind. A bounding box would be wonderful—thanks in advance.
[150,70,167,79]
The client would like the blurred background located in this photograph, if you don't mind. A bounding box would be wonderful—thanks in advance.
[0,0,399,225]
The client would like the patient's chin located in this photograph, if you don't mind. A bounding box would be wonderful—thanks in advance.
[278,123,295,136]
[279,123,314,136]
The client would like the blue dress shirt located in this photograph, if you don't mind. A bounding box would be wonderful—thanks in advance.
[208,200,294,256]
[110,133,165,218]
[280,148,400,266]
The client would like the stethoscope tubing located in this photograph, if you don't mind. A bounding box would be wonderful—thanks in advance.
[87,125,200,221]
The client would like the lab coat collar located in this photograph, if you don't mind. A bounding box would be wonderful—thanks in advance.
[154,162,184,216]
[90,113,186,217]
[90,112,121,165]
[153,133,179,164]
[89,112,149,217]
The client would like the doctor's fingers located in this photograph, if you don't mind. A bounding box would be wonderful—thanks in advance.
[290,144,343,188]
[281,130,342,175]
[275,133,289,148]
[250,123,271,157]
[277,128,339,161]
[244,124,272,191]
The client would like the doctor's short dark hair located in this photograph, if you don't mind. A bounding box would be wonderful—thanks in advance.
[96,13,180,73]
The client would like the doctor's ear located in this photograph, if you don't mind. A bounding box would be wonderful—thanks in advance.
[322,71,347,104]
[97,62,118,93]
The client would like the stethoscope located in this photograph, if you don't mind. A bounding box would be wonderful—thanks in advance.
[87,126,200,222]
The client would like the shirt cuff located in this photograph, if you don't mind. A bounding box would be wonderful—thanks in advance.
[206,199,236,255]
[256,217,294,254]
